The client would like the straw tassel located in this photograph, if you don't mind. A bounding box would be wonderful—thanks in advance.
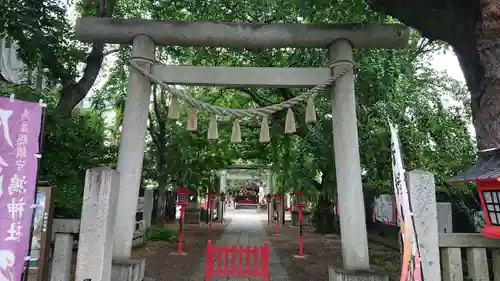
[284,108,296,134]
[305,98,317,123]
[168,96,180,120]
[259,116,270,143]
[186,108,197,131]
[207,114,219,140]
[231,119,242,143]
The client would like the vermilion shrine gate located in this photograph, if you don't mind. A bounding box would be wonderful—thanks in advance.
[74,17,409,280]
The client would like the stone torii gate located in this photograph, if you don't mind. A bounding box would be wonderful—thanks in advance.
[74,18,408,276]
[218,165,274,222]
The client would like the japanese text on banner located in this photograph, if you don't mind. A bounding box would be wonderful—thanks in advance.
[0,97,42,281]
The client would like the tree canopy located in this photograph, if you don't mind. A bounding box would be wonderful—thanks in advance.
[0,0,482,223]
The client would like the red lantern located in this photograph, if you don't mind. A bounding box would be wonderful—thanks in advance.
[295,191,306,208]
[477,180,500,238]
[175,186,191,207]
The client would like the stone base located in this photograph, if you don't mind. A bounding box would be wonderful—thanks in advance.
[329,266,389,281]
[169,251,187,256]
[112,258,145,281]
[184,208,201,224]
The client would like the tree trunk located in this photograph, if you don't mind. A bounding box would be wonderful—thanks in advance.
[280,193,286,225]
[167,191,177,221]
[315,195,334,234]
[468,0,500,150]
[156,184,167,223]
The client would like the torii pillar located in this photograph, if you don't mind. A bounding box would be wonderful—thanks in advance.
[113,35,155,259]
[329,40,369,270]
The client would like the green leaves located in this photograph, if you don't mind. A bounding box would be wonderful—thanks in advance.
[93,0,476,212]
[0,85,116,217]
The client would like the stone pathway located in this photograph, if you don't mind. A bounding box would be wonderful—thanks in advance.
[190,210,290,281]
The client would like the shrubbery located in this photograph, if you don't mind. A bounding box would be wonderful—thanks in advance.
[146,225,179,241]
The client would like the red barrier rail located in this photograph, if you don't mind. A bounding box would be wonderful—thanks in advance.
[205,240,269,281]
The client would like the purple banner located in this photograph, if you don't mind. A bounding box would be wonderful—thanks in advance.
[0,96,43,281]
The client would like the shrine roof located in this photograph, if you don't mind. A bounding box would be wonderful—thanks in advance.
[448,148,500,183]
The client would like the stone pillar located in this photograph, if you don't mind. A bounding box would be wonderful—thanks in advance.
[50,233,73,281]
[75,168,119,281]
[406,170,441,281]
[143,189,154,229]
[113,34,155,258]
[266,170,273,222]
[329,40,370,270]
[437,202,453,233]
[218,170,227,221]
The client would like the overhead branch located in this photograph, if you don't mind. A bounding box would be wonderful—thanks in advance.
[369,0,477,45]
[56,0,119,116]
[368,0,483,94]
[409,38,438,62]
[233,88,271,107]
[104,48,120,56]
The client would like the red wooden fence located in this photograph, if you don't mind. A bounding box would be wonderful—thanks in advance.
[205,240,269,281]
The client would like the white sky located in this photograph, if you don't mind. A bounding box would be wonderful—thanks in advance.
[429,51,465,83]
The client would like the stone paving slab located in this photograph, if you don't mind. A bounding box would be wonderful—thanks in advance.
[190,211,290,281]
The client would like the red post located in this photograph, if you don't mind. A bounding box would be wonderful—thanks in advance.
[261,242,270,281]
[299,206,303,256]
[294,191,307,257]
[267,203,270,226]
[178,205,185,253]
[207,198,212,233]
[274,193,281,234]
[266,193,272,227]
[205,240,213,281]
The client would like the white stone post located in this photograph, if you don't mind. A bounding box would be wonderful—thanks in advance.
[329,40,370,270]
[143,189,154,229]
[75,168,119,281]
[113,35,155,258]
[219,170,227,222]
[50,233,73,281]
[437,202,453,233]
[266,170,273,223]
[405,170,441,281]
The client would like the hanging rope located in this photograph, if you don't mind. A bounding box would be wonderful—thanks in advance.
[128,58,355,142]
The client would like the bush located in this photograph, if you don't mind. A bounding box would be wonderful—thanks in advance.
[146,225,179,242]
